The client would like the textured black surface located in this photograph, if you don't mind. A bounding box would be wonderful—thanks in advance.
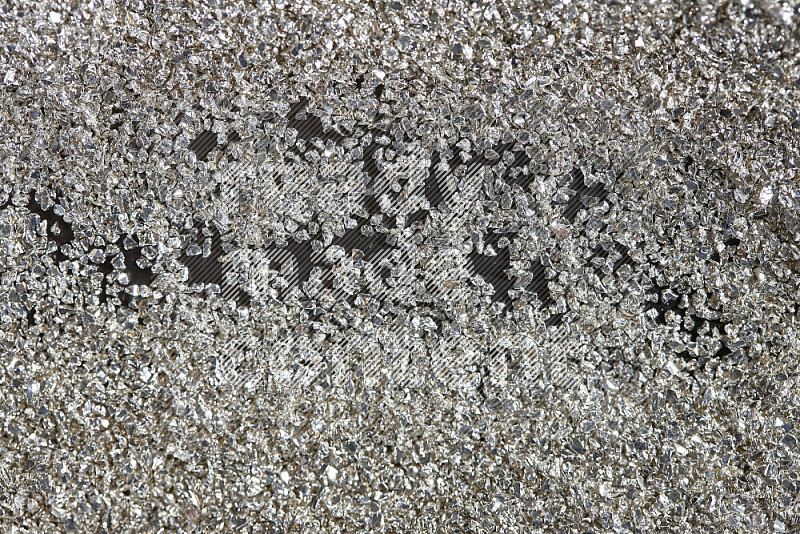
[2,117,733,362]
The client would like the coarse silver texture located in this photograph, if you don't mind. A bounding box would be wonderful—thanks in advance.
[1,0,800,532]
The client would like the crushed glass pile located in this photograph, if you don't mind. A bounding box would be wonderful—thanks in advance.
[0,0,799,532]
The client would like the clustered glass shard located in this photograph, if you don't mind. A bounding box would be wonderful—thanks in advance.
[1,0,800,532]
